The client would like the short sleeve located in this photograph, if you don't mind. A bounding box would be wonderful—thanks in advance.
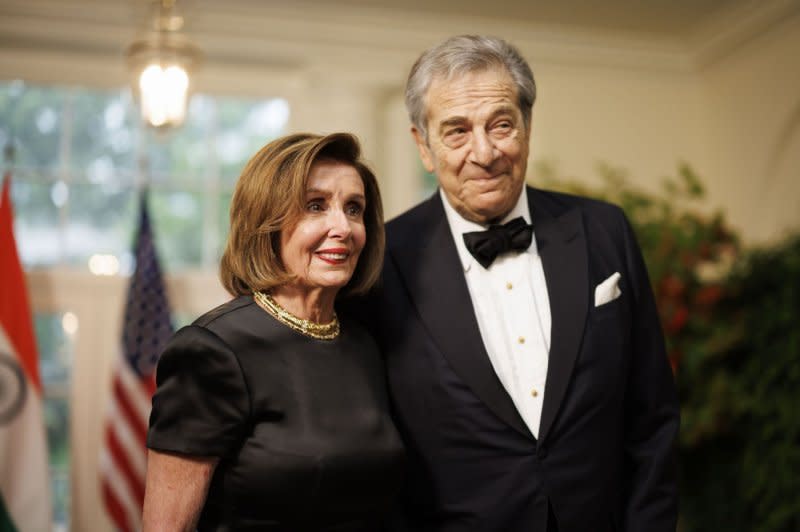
[147,325,250,457]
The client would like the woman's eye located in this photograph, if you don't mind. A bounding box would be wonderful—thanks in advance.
[306,201,324,212]
[346,203,364,216]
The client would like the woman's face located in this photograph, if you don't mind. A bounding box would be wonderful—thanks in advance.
[280,160,367,294]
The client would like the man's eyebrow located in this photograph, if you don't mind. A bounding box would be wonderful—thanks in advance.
[488,105,518,118]
[438,116,468,131]
[437,106,519,132]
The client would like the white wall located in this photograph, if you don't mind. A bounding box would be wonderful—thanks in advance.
[527,61,707,194]
[699,12,800,243]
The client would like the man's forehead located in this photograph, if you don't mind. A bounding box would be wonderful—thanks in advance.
[429,66,514,92]
[426,68,517,110]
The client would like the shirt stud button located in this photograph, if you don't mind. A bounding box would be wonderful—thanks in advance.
[518,336,525,344]
[506,282,513,290]
[531,388,539,397]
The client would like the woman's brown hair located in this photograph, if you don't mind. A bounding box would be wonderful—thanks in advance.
[219,132,384,298]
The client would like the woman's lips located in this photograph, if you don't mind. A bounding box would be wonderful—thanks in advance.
[316,248,349,264]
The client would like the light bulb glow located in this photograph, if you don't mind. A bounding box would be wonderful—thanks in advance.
[88,254,121,276]
[62,312,79,336]
[138,63,189,128]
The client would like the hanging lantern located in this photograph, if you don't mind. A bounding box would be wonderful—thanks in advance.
[126,0,201,130]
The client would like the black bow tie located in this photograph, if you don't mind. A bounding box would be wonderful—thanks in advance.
[462,216,533,269]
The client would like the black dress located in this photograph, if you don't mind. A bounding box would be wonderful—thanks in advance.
[147,296,405,531]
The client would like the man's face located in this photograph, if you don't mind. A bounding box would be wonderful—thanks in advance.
[413,68,530,224]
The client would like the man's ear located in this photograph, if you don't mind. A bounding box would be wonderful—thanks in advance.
[411,126,435,174]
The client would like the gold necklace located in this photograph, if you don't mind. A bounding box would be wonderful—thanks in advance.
[253,291,340,340]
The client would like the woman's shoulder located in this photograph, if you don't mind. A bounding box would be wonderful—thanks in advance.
[175,295,261,344]
[192,295,256,327]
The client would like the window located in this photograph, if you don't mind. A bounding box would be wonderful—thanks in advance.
[1,81,290,271]
[2,80,289,529]
[35,313,74,531]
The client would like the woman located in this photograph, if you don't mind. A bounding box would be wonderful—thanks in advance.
[142,133,404,531]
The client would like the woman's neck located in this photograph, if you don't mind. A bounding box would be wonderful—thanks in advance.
[269,285,337,323]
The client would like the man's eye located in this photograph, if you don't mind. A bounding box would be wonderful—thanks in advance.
[443,127,469,147]
[445,127,467,137]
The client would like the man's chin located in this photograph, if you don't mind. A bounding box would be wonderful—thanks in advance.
[462,205,512,224]
[471,196,519,223]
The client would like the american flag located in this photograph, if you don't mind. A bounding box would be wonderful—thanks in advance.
[100,193,173,532]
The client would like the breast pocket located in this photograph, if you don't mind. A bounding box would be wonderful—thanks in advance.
[592,296,623,320]
[575,295,628,392]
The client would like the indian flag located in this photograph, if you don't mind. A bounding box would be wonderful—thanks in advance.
[0,175,52,532]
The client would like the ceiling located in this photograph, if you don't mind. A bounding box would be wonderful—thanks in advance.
[0,0,797,93]
[319,0,744,38]
[164,0,788,44]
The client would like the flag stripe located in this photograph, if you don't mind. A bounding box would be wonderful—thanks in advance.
[105,428,145,505]
[100,193,173,530]
[117,356,154,422]
[0,175,42,393]
[107,400,147,478]
[112,376,148,446]
[101,438,143,532]
[101,481,132,532]
[100,449,139,532]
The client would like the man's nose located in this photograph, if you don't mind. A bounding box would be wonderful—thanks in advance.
[468,130,496,167]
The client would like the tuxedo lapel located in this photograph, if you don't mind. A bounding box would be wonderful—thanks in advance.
[389,194,531,439]
[528,188,589,443]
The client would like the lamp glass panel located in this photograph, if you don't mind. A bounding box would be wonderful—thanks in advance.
[138,63,190,128]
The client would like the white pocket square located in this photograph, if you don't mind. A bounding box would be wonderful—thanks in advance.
[594,272,622,307]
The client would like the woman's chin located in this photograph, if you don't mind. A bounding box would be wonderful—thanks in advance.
[291,275,353,293]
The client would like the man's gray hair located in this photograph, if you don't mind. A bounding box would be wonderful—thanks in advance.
[405,35,536,141]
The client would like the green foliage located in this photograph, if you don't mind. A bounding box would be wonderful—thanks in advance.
[536,162,800,532]
[681,236,800,532]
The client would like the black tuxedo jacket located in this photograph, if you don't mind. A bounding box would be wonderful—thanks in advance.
[355,186,678,532]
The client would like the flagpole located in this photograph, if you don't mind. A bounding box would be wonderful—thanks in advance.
[3,140,14,180]
[3,81,21,179]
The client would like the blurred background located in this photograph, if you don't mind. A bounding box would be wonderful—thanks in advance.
[1,0,798,530]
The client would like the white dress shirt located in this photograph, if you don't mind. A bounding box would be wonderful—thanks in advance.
[440,188,552,439]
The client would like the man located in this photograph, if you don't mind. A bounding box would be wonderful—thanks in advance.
[361,35,679,531]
